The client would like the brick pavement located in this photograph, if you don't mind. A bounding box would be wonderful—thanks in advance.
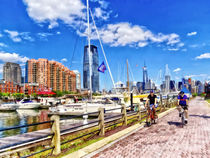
[92,97,210,158]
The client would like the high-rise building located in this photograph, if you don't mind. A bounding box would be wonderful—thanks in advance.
[165,75,170,93]
[25,59,76,92]
[142,62,148,90]
[83,45,99,92]
[73,70,81,91]
[3,62,22,84]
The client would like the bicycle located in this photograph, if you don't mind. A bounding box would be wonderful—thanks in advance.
[180,106,187,127]
[147,104,158,126]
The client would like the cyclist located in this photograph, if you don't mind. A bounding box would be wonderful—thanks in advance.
[145,90,158,126]
[177,91,189,124]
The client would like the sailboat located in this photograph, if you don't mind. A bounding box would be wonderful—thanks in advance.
[49,0,123,116]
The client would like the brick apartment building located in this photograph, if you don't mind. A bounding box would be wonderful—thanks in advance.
[25,59,76,92]
[0,81,43,94]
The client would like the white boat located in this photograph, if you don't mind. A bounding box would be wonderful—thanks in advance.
[17,99,41,109]
[49,98,123,116]
[0,101,20,111]
[39,97,60,108]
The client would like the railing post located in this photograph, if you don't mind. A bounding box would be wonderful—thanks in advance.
[137,103,141,122]
[160,94,163,111]
[51,115,61,155]
[122,104,127,126]
[166,95,169,108]
[98,108,105,136]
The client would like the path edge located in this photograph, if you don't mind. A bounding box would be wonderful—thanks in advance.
[62,107,176,158]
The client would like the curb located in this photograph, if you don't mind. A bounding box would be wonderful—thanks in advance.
[62,107,176,158]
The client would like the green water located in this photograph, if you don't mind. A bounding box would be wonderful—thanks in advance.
[0,109,51,138]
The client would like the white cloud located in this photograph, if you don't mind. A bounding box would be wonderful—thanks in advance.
[37,32,53,40]
[185,74,207,78]
[98,0,109,9]
[56,31,61,35]
[168,48,179,51]
[4,30,22,42]
[187,31,197,36]
[94,7,110,21]
[195,53,210,59]
[0,64,3,74]
[4,30,34,42]
[0,52,29,63]
[83,22,182,48]
[0,33,3,38]
[0,43,7,47]
[173,68,181,72]
[61,58,67,62]
[23,0,86,29]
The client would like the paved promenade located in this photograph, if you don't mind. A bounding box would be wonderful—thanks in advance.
[92,97,210,158]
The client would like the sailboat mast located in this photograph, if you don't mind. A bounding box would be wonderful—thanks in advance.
[127,59,130,92]
[87,0,92,101]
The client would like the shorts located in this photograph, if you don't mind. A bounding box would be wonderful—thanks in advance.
[180,105,188,110]
[149,104,158,110]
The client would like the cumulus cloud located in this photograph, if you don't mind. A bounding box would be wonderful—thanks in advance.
[0,52,29,63]
[4,30,34,42]
[195,53,210,59]
[61,58,68,62]
[0,64,3,74]
[83,22,183,48]
[93,7,110,21]
[4,30,22,42]
[23,0,86,29]
[0,43,7,47]
[173,68,181,72]
[187,31,197,36]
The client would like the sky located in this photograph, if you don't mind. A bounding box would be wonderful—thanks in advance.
[0,0,210,90]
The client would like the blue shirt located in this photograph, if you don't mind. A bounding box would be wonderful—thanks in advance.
[177,95,188,106]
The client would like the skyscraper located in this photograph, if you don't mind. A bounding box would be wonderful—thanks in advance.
[142,62,148,90]
[83,45,99,92]
[3,62,22,84]
[73,70,81,91]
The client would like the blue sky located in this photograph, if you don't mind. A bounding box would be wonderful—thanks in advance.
[0,0,210,90]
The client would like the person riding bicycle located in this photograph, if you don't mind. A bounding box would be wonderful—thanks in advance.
[177,91,189,124]
[145,90,158,126]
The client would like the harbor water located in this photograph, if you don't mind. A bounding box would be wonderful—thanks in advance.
[0,109,92,138]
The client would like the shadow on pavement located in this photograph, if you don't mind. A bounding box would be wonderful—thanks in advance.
[167,121,182,127]
[189,115,210,119]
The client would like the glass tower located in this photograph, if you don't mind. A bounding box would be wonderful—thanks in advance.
[83,45,99,92]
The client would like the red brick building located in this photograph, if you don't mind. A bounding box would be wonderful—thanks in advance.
[26,59,76,92]
[0,81,44,94]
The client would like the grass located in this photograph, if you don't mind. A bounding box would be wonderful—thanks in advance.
[206,99,210,104]
[17,103,175,158]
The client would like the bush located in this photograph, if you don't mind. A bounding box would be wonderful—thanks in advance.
[192,93,198,97]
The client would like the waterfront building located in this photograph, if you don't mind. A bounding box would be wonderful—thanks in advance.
[0,81,42,94]
[3,62,22,84]
[170,80,175,91]
[142,62,148,90]
[26,59,76,92]
[83,45,99,92]
[136,82,143,93]
[73,70,81,91]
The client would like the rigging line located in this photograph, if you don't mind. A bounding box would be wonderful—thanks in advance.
[127,60,135,81]
[89,8,115,88]
[69,16,84,69]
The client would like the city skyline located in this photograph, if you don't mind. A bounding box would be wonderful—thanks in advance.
[0,0,210,90]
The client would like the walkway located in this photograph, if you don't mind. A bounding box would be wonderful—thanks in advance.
[92,97,210,158]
